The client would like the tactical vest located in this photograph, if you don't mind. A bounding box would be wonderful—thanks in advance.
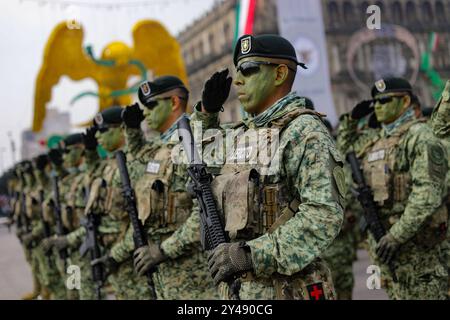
[61,173,85,230]
[135,143,192,231]
[208,108,338,300]
[85,159,127,246]
[208,109,325,241]
[361,120,448,248]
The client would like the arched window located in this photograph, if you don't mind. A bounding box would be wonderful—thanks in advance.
[406,1,418,23]
[391,1,403,24]
[343,1,354,23]
[208,33,214,54]
[421,1,433,22]
[436,1,447,24]
[223,22,230,42]
[328,1,340,27]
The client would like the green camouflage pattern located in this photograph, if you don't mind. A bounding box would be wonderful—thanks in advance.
[171,93,344,299]
[340,108,448,299]
[111,127,219,300]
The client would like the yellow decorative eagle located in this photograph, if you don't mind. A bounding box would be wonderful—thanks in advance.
[33,20,188,132]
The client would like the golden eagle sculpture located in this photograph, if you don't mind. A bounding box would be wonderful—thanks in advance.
[33,20,188,132]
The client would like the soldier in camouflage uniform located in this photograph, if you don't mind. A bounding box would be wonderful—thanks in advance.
[162,34,344,300]
[429,80,450,298]
[41,133,87,300]
[322,114,381,300]
[19,154,65,300]
[87,106,153,300]
[104,76,218,299]
[15,160,44,299]
[340,77,448,299]
[42,128,105,299]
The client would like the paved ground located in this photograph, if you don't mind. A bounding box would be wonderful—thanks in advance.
[0,225,388,300]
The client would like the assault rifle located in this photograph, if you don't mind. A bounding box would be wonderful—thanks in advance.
[115,150,156,298]
[177,115,240,299]
[346,151,397,282]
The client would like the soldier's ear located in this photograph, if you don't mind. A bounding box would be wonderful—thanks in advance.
[274,64,289,87]
[402,94,411,108]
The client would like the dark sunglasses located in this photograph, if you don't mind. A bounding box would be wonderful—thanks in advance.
[236,61,296,77]
[143,96,187,110]
[373,96,394,105]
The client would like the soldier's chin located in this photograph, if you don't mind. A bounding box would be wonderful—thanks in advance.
[242,102,256,114]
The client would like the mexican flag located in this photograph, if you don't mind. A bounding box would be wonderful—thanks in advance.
[234,0,257,43]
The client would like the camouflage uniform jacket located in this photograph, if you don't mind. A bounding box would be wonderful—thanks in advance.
[164,92,345,299]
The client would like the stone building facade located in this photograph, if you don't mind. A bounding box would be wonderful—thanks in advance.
[178,0,450,123]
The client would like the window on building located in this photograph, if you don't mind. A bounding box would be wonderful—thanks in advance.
[328,1,340,27]
[209,33,215,55]
[343,1,354,24]
[391,1,403,24]
[360,1,369,23]
[421,1,433,22]
[224,22,230,42]
[199,40,204,57]
[406,1,418,23]
[436,1,447,24]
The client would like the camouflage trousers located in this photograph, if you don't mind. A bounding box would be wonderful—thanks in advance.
[32,245,66,299]
[53,248,80,300]
[153,250,219,300]
[72,253,104,300]
[368,235,448,300]
[218,258,336,300]
[322,231,357,300]
[108,260,154,300]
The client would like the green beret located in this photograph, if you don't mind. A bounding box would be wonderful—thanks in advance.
[62,133,84,148]
[138,76,188,107]
[371,77,412,98]
[94,106,123,129]
[233,34,307,69]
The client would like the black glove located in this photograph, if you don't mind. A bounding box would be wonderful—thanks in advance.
[91,253,119,276]
[35,154,49,171]
[376,233,400,265]
[133,243,168,276]
[207,242,253,285]
[48,149,63,166]
[83,126,98,150]
[351,100,374,120]
[201,69,232,113]
[122,103,144,128]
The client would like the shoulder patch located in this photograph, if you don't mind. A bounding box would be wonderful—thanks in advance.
[333,165,346,197]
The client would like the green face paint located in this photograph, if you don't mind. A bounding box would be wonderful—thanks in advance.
[374,95,405,124]
[235,58,277,114]
[143,98,172,130]
[96,127,123,152]
[62,145,84,169]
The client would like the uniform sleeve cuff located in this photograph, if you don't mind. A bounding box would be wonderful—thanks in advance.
[246,234,277,277]
[160,237,181,259]
[388,226,409,244]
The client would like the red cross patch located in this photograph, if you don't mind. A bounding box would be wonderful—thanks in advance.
[306,283,326,300]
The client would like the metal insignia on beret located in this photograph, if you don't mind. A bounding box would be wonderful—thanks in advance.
[241,36,251,55]
[299,98,306,107]
[94,113,103,125]
[375,79,386,93]
[141,82,151,96]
